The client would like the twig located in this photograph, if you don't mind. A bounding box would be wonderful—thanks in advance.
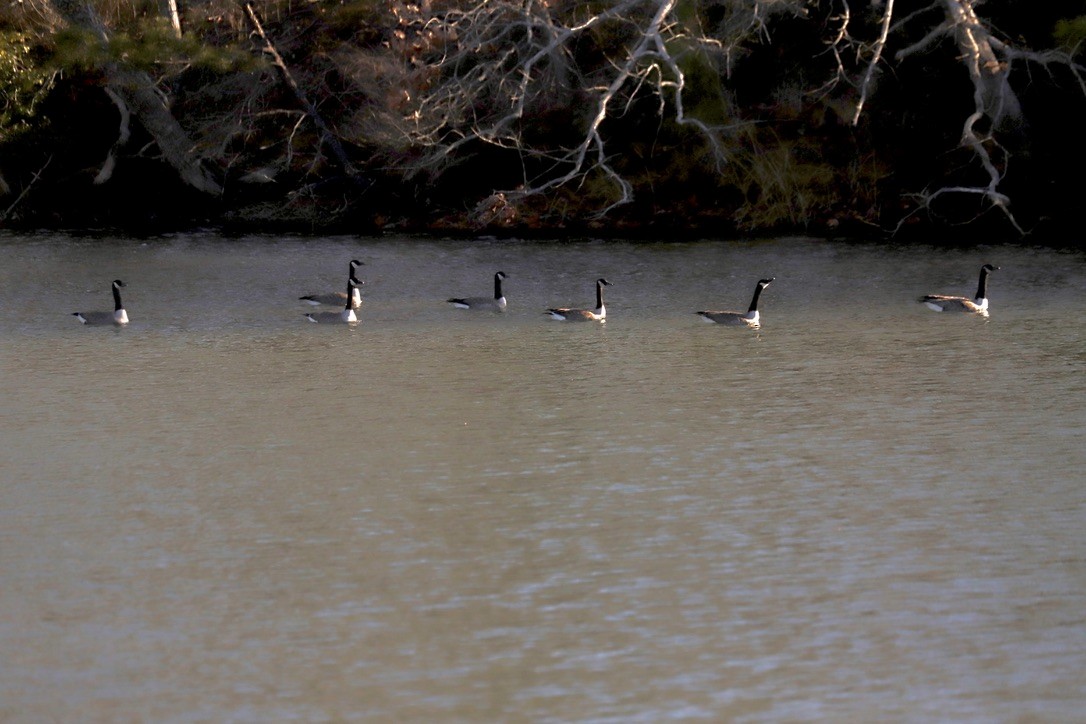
[1,155,54,223]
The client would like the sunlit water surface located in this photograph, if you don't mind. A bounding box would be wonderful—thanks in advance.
[1,233,1084,721]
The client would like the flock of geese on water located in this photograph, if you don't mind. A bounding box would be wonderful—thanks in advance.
[72,261,1000,328]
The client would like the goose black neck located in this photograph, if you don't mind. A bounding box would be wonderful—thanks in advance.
[748,283,765,313]
[596,281,606,309]
[112,283,124,311]
[976,267,991,300]
[344,281,355,310]
[494,273,504,300]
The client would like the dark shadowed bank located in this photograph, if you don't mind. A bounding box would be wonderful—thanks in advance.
[1,1,1084,241]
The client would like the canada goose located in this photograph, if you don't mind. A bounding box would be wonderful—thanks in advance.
[546,278,613,321]
[920,264,999,315]
[304,279,360,323]
[300,259,365,308]
[447,271,508,311]
[696,278,774,328]
[72,279,129,326]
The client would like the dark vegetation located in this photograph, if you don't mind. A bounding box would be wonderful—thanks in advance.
[1,0,1084,239]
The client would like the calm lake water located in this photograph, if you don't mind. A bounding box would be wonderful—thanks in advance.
[1,232,1084,721]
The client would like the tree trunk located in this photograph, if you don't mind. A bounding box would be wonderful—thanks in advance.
[47,0,221,195]
[159,0,182,39]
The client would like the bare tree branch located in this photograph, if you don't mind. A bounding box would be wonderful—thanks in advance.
[851,0,894,125]
[244,2,356,177]
[94,86,131,185]
[878,0,1084,233]
[403,0,757,215]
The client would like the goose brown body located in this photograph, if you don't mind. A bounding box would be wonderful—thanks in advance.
[448,271,508,311]
[546,278,612,322]
[920,264,998,316]
[696,278,774,329]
